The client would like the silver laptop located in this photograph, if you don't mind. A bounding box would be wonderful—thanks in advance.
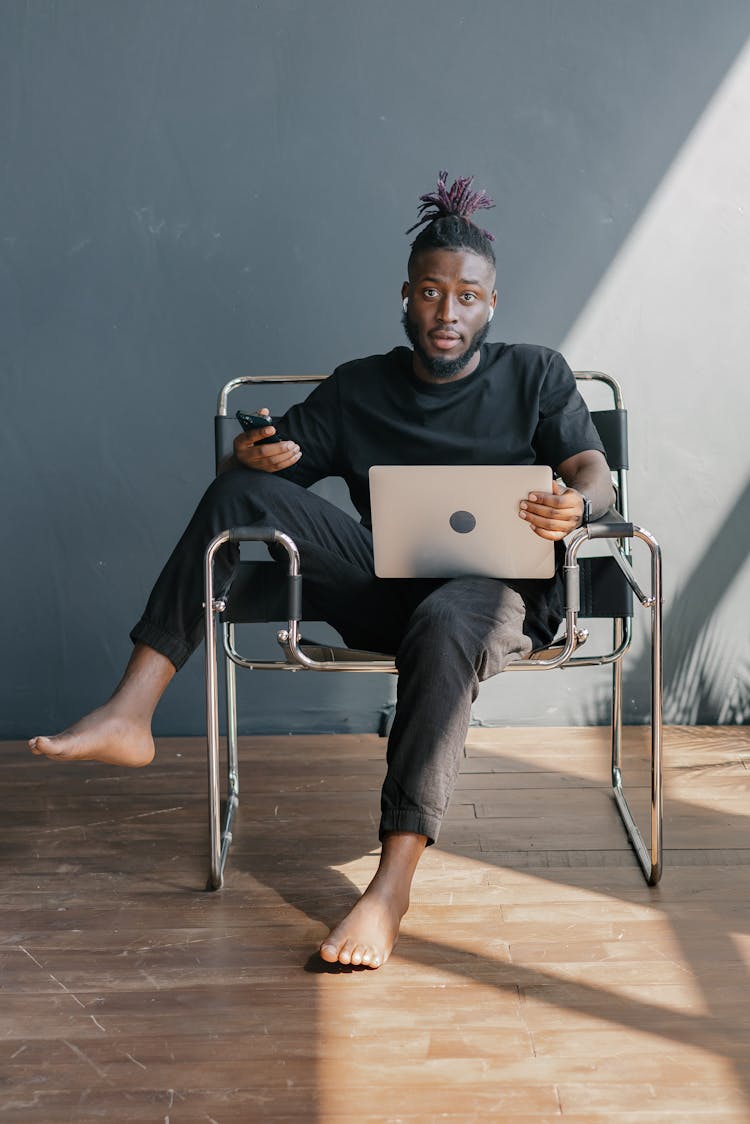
[369,465,556,580]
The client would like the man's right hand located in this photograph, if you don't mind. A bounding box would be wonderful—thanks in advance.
[233,408,302,472]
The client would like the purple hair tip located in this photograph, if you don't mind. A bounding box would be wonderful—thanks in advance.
[406,170,495,237]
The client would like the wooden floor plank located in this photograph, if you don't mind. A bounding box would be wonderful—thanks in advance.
[2,727,749,1121]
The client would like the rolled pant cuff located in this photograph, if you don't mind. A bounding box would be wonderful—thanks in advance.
[379,809,440,847]
[129,617,193,672]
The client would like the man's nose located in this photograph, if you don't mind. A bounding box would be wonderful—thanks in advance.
[436,295,459,322]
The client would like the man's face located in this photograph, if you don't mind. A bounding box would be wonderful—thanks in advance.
[402,248,497,382]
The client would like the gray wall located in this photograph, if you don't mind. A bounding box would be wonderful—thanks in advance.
[3,0,749,737]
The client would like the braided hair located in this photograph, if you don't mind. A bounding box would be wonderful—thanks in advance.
[406,170,496,271]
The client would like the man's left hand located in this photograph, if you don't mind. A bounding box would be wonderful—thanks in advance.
[519,481,584,541]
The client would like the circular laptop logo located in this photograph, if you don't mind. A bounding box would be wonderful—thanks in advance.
[449,509,477,534]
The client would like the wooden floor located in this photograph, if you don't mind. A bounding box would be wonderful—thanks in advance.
[2,726,749,1122]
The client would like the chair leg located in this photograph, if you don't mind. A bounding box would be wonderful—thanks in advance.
[203,535,243,891]
[610,618,624,777]
[205,589,224,890]
[222,623,240,864]
[205,627,242,892]
[611,533,663,884]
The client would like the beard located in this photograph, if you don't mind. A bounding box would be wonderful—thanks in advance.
[402,310,491,380]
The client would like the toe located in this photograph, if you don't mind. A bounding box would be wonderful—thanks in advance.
[338,940,355,966]
[319,940,341,964]
[33,737,62,759]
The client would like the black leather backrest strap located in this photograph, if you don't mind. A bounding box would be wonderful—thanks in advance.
[214,416,238,473]
[590,409,629,471]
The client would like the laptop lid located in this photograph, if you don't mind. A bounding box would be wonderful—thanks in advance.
[369,464,556,580]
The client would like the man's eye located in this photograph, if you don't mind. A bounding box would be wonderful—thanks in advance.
[423,288,439,298]
[462,293,477,302]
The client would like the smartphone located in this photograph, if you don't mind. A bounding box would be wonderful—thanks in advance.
[235,409,281,444]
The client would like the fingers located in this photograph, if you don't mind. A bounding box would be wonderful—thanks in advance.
[519,486,583,541]
[257,441,302,471]
[233,431,302,472]
[525,522,569,541]
[234,423,277,448]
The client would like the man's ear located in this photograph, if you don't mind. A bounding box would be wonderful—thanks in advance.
[401,282,410,301]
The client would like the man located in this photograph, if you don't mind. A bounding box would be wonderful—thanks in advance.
[29,173,613,969]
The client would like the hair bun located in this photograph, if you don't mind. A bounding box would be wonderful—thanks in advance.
[406,170,495,239]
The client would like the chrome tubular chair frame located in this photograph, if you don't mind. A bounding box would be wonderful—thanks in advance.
[204,373,663,890]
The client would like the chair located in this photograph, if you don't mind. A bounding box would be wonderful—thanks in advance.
[204,372,663,890]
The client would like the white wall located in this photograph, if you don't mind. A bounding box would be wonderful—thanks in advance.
[476,40,750,726]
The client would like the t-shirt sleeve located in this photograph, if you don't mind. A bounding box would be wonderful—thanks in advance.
[533,352,606,469]
[272,373,342,488]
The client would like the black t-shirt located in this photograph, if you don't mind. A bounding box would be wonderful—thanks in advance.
[278,342,605,529]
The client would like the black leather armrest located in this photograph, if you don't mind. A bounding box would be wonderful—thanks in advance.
[587,507,634,539]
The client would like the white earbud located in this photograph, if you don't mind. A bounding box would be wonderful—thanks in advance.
[402,297,409,312]
[488,307,494,322]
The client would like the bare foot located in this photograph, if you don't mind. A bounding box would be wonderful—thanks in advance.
[319,882,407,969]
[319,832,427,969]
[28,642,174,767]
[28,705,155,767]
